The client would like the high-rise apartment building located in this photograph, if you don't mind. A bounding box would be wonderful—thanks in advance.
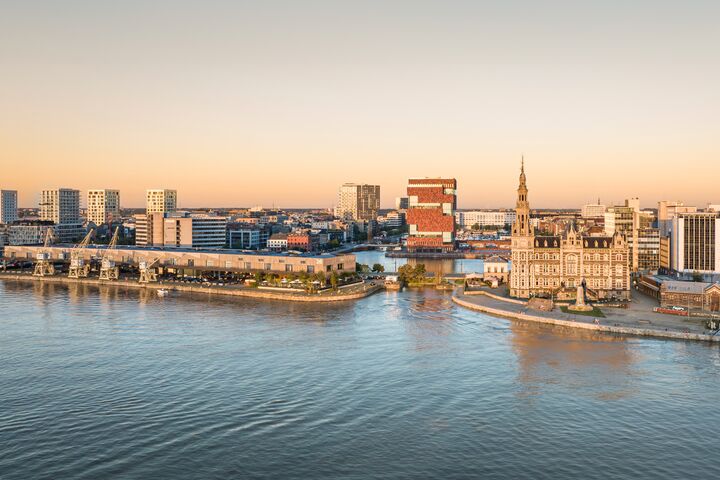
[39,188,83,242]
[0,190,18,224]
[87,189,120,225]
[336,184,380,221]
[406,178,457,252]
[670,212,720,274]
[146,189,177,215]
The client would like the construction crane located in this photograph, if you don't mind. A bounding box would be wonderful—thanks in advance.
[138,258,160,284]
[68,229,95,278]
[33,228,56,277]
[98,227,120,281]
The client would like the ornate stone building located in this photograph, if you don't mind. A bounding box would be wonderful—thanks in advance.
[509,160,631,301]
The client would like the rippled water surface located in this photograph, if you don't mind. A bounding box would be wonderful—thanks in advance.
[2,280,720,480]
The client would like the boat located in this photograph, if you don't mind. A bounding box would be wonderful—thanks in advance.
[157,288,169,297]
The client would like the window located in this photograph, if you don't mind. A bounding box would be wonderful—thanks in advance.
[326,265,332,272]
[337,263,344,270]
[225,261,232,268]
[285,264,293,272]
[206,260,215,267]
[244,262,252,270]
[307,265,314,273]
[187,259,195,267]
[264,263,271,271]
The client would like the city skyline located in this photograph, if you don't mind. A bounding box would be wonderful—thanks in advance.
[3,1,719,208]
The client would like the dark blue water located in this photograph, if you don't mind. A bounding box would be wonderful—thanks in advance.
[2,279,720,479]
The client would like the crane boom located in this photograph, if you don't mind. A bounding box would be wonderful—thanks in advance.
[99,227,121,281]
[68,229,95,278]
[33,228,56,277]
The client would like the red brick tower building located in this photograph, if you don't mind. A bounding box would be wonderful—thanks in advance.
[406,178,457,252]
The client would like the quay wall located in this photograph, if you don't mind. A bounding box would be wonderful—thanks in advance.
[452,292,720,343]
[0,273,382,303]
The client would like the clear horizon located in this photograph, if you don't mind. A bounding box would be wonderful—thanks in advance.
[2,1,718,210]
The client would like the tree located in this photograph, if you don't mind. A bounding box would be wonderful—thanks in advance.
[471,223,480,231]
[398,263,426,284]
[371,263,385,273]
[356,262,370,273]
[330,272,339,291]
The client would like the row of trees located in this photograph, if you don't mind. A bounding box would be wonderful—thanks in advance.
[253,270,358,292]
[356,263,386,273]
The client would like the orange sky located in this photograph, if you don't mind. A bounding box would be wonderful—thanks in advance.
[1,1,718,209]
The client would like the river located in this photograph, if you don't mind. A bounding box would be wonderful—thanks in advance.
[1,280,719,479]
[354,250,486,274]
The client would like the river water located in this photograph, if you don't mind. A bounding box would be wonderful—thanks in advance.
[1,279,720,480]
[354,250,486,274]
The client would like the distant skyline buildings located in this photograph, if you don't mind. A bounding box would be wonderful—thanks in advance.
[87,189,120,225]
[335,184,380,222]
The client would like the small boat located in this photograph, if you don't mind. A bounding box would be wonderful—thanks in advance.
[157,288,169,297]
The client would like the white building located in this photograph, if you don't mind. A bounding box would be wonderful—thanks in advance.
[146,189,177,215]
[39,188,83,242]
[268,233,289,250]
[135,212,226,248]
[581,203,606,218]
[87,189,120,225]
[7,222,54,245]
[455,210,516,229]
[336,184,380,221]
[670,212,720,274]
[0,190,18,224]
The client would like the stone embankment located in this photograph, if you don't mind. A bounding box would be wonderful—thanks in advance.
[453,290,720,343]
[0,273,383,303]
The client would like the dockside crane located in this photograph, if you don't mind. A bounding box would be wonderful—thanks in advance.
[138,258,160,284]
[98,227,120,281]
[33,228,56,277]
[68,229,95,278]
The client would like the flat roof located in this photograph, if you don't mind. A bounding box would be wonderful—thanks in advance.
[12,244,351,259]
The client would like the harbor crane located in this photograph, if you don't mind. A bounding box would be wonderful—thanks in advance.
[33,228,56,277]
[138,258,160,284]
[68,229,95,278]
[98,227,120,281]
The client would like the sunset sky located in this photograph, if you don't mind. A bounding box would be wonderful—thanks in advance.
[1,1,718,209]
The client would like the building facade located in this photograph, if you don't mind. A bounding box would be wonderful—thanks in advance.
[581,202,606,218]
[0,190,18,224]
[39,188,83,242]
[670,212,720,274]
[87,189,120,226]
[135,212,226,248]
[227,226,270,250]
[455,210,516,229]
[336,184,381,221]
[4,245,356,276]
[509,161,630,300]
[406,178,457,252]
[146,189,177,215]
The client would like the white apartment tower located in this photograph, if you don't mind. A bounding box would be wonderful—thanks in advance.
[39,188,83,242]
[87,189,120,225]
[336,184,380,221]
[0,190,18,224]
[146,189,177,215]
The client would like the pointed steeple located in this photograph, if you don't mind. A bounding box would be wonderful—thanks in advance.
[512,156,532,237]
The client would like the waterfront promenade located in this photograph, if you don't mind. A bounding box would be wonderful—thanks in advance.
[0,272,383,303]
[453,289,720,343]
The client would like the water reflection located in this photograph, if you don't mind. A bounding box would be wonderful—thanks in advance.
[354,251,485,274]
[509,320,637,400]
